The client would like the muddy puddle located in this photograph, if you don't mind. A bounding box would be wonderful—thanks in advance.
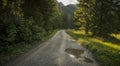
[65,48,84,58]
[65,48,93,63]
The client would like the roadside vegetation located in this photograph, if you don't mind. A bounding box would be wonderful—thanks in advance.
[66,30,120,66]
[72,0,120,66]
[0,0,62,65]
[0,30,57,65]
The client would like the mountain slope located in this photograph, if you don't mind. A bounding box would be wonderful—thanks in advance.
[58,2,77,29]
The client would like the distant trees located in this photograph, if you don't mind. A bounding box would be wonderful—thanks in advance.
[0,0,62,55]
[74,0,120,37]
[58,3,77,29]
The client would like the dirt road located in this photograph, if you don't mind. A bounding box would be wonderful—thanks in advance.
[7,30,99,66]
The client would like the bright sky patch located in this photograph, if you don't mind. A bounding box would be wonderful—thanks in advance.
[57,0,79,6]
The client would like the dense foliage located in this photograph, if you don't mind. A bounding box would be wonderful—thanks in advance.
[74,0,120,37]
[0,0,62,64]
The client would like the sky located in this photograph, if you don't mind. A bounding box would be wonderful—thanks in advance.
[57,0,79,6]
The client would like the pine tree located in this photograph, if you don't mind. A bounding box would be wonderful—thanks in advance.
[75,0,95,34]
[75,0,120,37]
[92,0,120,37]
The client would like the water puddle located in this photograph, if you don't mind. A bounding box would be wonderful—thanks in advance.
[65,48,93,63]
[65,48,84,58]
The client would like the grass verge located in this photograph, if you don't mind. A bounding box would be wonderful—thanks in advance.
[66,30,120,66]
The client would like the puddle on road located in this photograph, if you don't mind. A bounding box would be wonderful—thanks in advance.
[65,48,93,63]
[65,48,84,58]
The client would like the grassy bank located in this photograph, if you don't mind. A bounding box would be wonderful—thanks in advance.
[66,30,120,66]
[0,30,57,65]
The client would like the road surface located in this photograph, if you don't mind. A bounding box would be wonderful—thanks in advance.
[7,30,99,66]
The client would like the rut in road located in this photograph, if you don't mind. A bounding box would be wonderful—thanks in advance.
[7,30,99,66]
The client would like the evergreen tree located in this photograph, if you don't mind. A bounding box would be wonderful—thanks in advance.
[75,0,120,37]
[92,0,120,37]
[75,0,95,34]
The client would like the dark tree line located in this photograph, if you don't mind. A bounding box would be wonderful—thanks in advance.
[0,0,62,57]
[74,0,120,37]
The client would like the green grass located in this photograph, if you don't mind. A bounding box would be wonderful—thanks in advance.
[0,30,58,65]
[66,30,120,66]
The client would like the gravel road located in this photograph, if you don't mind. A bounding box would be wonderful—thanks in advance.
[7,30,99,66]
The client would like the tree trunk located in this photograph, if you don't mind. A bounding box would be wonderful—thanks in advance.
[85,27,89,35]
